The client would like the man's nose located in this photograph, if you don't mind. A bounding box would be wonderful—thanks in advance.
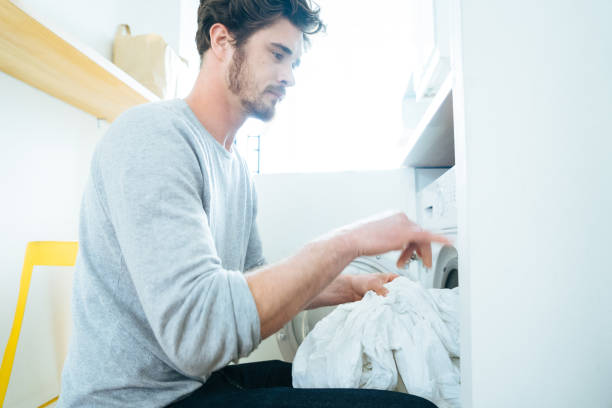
[279,66,296,88]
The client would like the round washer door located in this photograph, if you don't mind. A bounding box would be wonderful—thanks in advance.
[433,245,459,289]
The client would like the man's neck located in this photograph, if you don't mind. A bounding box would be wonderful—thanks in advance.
[184,70,246,152]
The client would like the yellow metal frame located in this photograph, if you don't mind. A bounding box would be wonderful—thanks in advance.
[0,241,78,407]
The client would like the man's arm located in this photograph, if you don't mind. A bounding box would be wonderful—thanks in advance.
[246,233,353,339]
[246,211,449,339]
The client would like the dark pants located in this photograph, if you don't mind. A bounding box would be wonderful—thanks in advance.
[168,360,437,408]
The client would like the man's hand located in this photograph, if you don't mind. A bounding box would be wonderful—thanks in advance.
[336,211,451,269]
[348,273,399,300]
[306,272,400,309]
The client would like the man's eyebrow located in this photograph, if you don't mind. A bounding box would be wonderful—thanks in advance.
[271,42,293,55]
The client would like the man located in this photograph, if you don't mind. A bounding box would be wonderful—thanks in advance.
[58,0,448,407]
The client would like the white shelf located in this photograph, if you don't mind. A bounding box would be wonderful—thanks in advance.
[399,74,454,167]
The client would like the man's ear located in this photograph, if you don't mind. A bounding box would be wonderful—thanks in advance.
[209,23,234,61]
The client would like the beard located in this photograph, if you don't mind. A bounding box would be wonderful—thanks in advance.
[228,46,277,122]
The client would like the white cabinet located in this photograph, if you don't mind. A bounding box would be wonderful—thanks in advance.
[407,0,451,100]
[400,0,454,170]
[452,2,612,407]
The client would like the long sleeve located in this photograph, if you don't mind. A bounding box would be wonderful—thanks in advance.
[94,106,261,378]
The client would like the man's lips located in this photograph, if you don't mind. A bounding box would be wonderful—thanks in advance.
[266,89,285,99]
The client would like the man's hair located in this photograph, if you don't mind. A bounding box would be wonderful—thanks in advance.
[195,0,325,59]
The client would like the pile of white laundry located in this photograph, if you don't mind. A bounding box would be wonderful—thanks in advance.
[292,277,461,408]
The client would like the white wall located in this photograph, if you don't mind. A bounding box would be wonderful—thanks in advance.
[0,1,198,405]
[255,169,417,262]
[0,69,100,406]
[11,0,193,62]
[10,0,200,98]
[455,1,612,407]
[240,169,416,363]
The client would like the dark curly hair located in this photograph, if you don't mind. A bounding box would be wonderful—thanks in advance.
[195,0,325,59]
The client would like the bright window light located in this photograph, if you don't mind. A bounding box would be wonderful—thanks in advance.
[236,0,416,174]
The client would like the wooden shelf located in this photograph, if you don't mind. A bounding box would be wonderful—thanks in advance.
[0,0,159,122]
[399,74,454,167]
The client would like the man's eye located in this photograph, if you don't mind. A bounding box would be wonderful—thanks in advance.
[273,52,283,61]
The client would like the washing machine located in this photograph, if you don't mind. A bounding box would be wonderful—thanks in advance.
[416,166,458,290]
[275,167,459,363]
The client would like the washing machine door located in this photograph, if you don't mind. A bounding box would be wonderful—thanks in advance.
[275,252,406,362]
[433,244,458,289]
[418,229,458,289]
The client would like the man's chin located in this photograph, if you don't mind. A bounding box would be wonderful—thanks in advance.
[247,103,276,121]
[242,99,274,121]
[252,110,275,122]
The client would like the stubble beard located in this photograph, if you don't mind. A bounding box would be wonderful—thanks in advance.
[228,46,276,122]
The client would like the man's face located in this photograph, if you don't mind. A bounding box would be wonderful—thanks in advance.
[227,18,303,121]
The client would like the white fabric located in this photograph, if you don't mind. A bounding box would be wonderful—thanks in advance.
[292,277,460,408]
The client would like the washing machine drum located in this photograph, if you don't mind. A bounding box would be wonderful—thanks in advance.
[434,245,459,289]
[276,253,405,362]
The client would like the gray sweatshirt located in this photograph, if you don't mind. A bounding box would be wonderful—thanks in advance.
[58,99,265,407]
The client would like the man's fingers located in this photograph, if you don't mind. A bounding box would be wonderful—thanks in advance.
[407,230,450,268]
[374,285,389,297]
[385,273,400,283]
[418,242,433,268]
[373,275,396,297]
[396,243,417,268]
